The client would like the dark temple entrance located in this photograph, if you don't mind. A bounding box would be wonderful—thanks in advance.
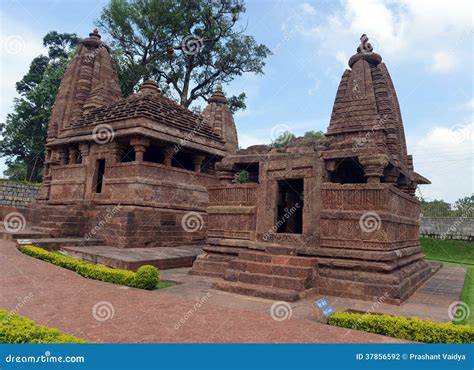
[276,179,304,234]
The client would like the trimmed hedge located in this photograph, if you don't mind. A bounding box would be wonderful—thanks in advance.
[20,245,162,290]
[0,309,85,343]
[329,312,474,344]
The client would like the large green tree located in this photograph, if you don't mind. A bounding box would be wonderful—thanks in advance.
[97,0,271,110]
[0,32,78,182]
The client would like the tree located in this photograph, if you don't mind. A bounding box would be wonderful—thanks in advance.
[420,199,452,217]
[272,131,295,148]
[0,32,78,182]
[453,195,474,217]
[304,130,325,139]
[97,0,271,111]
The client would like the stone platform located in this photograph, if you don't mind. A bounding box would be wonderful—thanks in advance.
[162,264,467,323]
[60,245,203,270]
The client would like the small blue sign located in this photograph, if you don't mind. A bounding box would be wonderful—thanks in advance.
[315,298,335,317]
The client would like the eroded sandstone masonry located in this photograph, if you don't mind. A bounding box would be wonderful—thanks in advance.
[25,32,434,303]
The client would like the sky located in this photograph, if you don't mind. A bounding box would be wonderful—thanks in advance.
[0,0,473,202]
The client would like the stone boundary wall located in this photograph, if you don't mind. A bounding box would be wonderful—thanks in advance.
[420,217,474,241]
[0,181,40,208]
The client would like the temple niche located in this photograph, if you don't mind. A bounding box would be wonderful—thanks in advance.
[24,32,435,304]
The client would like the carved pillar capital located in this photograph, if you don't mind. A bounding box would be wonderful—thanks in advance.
[359,155,389,184]
[192,154,206,172]
[130,137,149,162]
[216,162,234,183]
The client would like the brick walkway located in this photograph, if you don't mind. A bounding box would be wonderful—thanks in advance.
[0,240,402,343]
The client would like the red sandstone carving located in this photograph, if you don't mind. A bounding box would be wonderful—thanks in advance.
[25,32,434,304]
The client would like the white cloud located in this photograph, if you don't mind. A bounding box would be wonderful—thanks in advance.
[301,3,317,16]
[464,98,474,110]
[0,16,46,123]
[432,51,458,73]
[298,0,472,74]
[408,122,473,202]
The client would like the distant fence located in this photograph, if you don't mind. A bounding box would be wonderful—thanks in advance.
[420,217,474,241]
[0,180,40,208]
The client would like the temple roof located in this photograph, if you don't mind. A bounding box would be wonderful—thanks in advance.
[72,81,222,142]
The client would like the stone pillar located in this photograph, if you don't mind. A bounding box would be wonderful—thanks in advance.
[58,148,68,165]
[163,146,175,167]
[382,167,400,184]
[192,155,206,172]
[359,155,388,184]
[79,143,90,165]
[130,137,150,163]
[68,148,79,164]
[216,162,234,183]
[108,142,124,163]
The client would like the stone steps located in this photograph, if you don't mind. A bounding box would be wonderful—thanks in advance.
[225,269,310,291]
[189,253,234,278]
[213,248,318,301]
[0,226,50,241]
[213,281,301,302]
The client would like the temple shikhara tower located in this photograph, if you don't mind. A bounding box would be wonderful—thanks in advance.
[16,32,435,304]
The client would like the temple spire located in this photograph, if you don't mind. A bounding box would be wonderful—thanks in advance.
[203,85,238,153]
[47,29,122,140]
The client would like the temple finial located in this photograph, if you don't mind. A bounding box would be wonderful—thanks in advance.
[357,34,373,54]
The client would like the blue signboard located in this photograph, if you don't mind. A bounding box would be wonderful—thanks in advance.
[315,298,335,317]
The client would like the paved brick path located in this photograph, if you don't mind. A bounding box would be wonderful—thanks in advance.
[0,240,402,343]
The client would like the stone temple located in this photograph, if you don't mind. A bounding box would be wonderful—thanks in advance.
[17,31,436,304]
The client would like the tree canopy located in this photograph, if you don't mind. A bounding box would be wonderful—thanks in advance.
[0,32,78,182]
[97,0,271,110]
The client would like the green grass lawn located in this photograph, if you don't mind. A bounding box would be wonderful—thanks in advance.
[421,237,474,325]
[421,237,474,265]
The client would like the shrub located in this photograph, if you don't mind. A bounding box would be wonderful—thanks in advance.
[329,312,474,344]
[133,265,160,290]
[19,245,152,290]
[0,309,85,343]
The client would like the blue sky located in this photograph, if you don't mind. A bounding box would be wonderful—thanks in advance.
[1,0,473,202]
